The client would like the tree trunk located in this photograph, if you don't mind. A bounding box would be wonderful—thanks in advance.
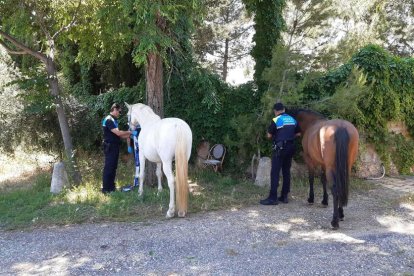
[46,58,82,185]
[0,30,82,186]
[222,38,229,82]
[144,52,164,186]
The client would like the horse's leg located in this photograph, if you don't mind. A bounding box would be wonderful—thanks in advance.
[162,161,175,218]
[308,169,315,204]
[331,193,340,229]
[156,163,163,195]
[321,170,328,206]
[327,169,339,229]
[338,204,344,221]
[138,152,146,196]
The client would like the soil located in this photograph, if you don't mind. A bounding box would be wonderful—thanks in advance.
[1,177,414,275]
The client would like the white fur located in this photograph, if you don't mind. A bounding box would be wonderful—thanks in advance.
[125,103,192,218]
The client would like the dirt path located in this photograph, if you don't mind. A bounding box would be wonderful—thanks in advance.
[1,177,414,275]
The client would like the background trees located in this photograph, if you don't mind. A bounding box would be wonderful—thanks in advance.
[1,0,414,175]
[193,0,253,82]
[0,0,84,185]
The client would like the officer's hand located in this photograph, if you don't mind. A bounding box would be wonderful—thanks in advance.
[128,146,133,154]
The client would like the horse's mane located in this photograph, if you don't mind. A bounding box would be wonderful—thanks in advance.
[134,103,161,123]
[287,108,326,120]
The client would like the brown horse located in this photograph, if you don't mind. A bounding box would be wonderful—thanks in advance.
[288,109,359,229]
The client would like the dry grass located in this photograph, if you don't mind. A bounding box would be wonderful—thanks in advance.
[0,148,55,192]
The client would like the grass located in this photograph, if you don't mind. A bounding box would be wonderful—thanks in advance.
[401,193,414,204]
[0,151,270,230]
[0,152,375,230]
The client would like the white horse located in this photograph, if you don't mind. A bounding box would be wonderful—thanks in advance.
[125,103,193,218]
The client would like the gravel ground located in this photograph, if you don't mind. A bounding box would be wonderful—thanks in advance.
[1,178,414,275]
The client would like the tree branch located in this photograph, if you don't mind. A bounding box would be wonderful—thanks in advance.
[31,5,53,42]
[52,0,81,39]
[0,30,47,62]
[0,40,27,55]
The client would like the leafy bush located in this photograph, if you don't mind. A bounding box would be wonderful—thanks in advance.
[294,45,414,174]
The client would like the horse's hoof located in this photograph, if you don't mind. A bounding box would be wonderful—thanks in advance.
[321,200,328,207]
[166,210,175,219]
[178,211,186,218]
[308,198,314,204]
[331,220,339,230]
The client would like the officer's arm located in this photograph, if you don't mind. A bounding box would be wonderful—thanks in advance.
[111,128,131,138]
[267,121,276,139]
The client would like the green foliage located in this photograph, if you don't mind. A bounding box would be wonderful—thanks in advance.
[71,0,203,68]
[165,60,230,146]
[72,84,145,151]
[295,44,414,174]
[391,134,414,175]
[243,0,286,92]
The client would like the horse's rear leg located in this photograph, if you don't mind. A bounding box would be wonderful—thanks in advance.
[338,205,344,221]
[326,169,339,229]
[321,170,328,206]
[162,161,175,218]
[331,194,340,229]
[156,163,163,195]
[308,170,315,204]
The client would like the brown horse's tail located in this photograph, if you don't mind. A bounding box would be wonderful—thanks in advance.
[334,127,350,207]
[175,125,189,217]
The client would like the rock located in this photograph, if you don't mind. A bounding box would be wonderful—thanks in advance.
[387,121,410,137]
[355,144,382,178]
[254,157,271,187]
[50,162,69,194]
[291,160,308,178]
[196,140,210,168]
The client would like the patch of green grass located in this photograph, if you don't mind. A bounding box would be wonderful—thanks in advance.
[401,193,414,204]
[0,154,375,230]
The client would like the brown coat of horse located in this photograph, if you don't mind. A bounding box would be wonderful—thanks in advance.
[290,109,359,229]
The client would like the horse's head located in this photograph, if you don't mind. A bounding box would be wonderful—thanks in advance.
[125,102,161,130]
[125,102,140,130]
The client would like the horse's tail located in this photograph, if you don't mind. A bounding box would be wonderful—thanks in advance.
[334,127,350,207]
[175,124,191,217]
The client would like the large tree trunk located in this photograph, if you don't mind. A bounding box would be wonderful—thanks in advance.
[0,30,82,186]
[145,52,164,186]
[46,58,82,185]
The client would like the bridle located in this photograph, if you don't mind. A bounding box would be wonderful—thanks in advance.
[127,106,139,131]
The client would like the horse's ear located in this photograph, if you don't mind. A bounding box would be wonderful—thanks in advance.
[125,102,130,110]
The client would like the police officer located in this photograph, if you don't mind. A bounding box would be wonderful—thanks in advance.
[260,102,298,205]
[102,103,131,193]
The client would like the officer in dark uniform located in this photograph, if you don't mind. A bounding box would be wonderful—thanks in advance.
[260,102,298,205]
[102,103,131,193]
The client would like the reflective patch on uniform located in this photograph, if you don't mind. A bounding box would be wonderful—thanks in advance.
[273,114,297,129]
[102,115,118,128]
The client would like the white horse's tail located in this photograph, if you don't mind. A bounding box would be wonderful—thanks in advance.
[175,125,190,217]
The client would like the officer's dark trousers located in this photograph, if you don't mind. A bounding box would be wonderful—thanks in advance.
[102,142,120,193]
[269,142,295,200]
